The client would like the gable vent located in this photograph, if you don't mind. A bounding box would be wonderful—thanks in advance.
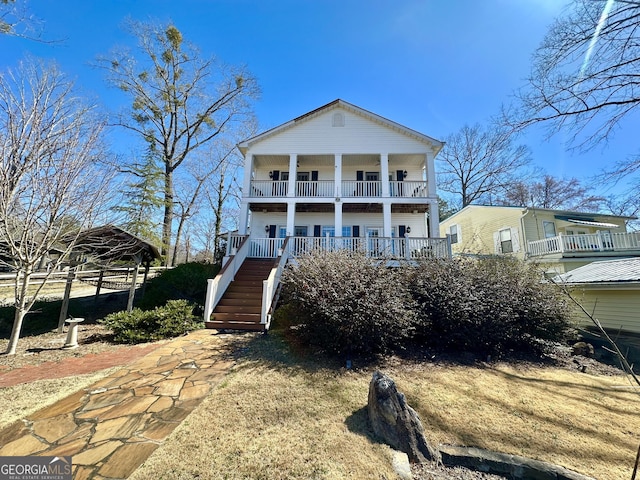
[332,112,345,127]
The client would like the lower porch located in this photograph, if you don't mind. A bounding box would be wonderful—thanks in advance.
[204,234,451,332]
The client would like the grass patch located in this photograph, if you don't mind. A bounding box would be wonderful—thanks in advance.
[0,368,118,429]
[130,329,640,480]
[0,293,129,338]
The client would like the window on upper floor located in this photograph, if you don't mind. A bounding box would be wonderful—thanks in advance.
[543,221,557,238]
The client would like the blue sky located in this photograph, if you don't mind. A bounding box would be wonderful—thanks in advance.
[1,0,634,194]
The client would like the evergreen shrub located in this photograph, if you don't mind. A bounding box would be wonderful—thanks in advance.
[100,299,203,343]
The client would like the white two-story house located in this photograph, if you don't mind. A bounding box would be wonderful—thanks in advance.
[203,99,449,331]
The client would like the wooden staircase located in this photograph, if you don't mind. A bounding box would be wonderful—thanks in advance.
[205,258,276,331]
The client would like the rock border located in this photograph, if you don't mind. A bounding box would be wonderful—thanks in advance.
[439,445,596,480]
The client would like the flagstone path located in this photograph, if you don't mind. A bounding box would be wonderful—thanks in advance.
[0,329,237,479]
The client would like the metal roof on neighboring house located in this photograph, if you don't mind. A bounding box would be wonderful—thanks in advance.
[556,258,640,284]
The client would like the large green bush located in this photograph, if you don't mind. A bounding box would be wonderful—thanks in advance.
[100,299,203,343]
[138,262,220,310]
[280,250,415,356]
[409,257,573,356]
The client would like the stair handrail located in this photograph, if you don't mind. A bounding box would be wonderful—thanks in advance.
[203,235,249,321]
[261,237,291,329]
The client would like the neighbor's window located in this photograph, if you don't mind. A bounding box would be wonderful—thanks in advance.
[449,224,460,244]
[500,228,513,253]
[543,221,557,238]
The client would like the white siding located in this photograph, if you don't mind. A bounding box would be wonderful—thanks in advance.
[246,108,434,155]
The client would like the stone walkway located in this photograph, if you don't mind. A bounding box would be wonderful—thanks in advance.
[0,329,236,479]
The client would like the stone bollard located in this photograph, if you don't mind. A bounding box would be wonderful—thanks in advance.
[63,317,84,349]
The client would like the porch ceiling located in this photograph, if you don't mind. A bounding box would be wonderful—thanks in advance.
[252,153,426,169]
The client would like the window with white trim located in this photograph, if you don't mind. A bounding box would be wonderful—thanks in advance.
[494,227,520,254]
[543,221,556,238]
[499,228,513,253]
[449,224,460,244]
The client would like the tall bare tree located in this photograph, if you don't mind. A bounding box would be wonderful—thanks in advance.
[437,123,531,208]
[501,174,604,211]
[98,20,259,265]
[509,0,640,197]
[0,59,113,355]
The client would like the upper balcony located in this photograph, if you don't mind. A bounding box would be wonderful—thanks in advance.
[528,231,640,257]
[248,180,430,199]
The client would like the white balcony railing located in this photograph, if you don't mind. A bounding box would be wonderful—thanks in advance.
[247,180,430,198]
[528,231,640,257]
[241,235,450,260]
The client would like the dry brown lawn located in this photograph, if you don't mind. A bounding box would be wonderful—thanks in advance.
[129,333,640,480]
[0,369,117,428]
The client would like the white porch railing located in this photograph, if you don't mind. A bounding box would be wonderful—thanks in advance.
[528,231,640,256]
[260,237,291,328]
[203,235,249,321]
[295,180,334,197]
[243,235,451,259]
[389,181,429,197]
[341,180,382,197]
[248,180,431,198]
[250,180,289,197]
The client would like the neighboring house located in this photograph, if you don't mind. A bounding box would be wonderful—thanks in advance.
[204,99,449,331]
[557,258,640,336]
[440,205,640,274]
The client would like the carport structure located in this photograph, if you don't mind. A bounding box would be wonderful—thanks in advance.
[57,225,162,330]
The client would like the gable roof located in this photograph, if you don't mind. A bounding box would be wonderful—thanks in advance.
[237,99,443,155]
[556,257,640,284]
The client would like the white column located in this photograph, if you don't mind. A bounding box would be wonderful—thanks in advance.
[380,153,389,197]
[287,154,297,198]
[383,202,392,238]
[425,150,437,197]
[239,153,253,235]
[335,153,342,198]
[238,201,250,235]
[428,201,440,238]
[242,153,253,199]
[286,201,296,236]
[335,201,343,237]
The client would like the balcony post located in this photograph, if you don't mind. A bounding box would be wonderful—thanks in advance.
[286,201,296,236]
[428,201,439,238]
[425,151,437,197]
[380,153,390,197]
[335,200,343,238]
[287,154,297,198]
[383,202,392,238]
[335,153,342,198]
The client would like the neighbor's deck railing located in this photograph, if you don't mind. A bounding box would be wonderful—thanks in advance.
[528,231,640,256]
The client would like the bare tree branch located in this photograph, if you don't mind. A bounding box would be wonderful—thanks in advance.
[95,20,259,265]
[0,58,114,355]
